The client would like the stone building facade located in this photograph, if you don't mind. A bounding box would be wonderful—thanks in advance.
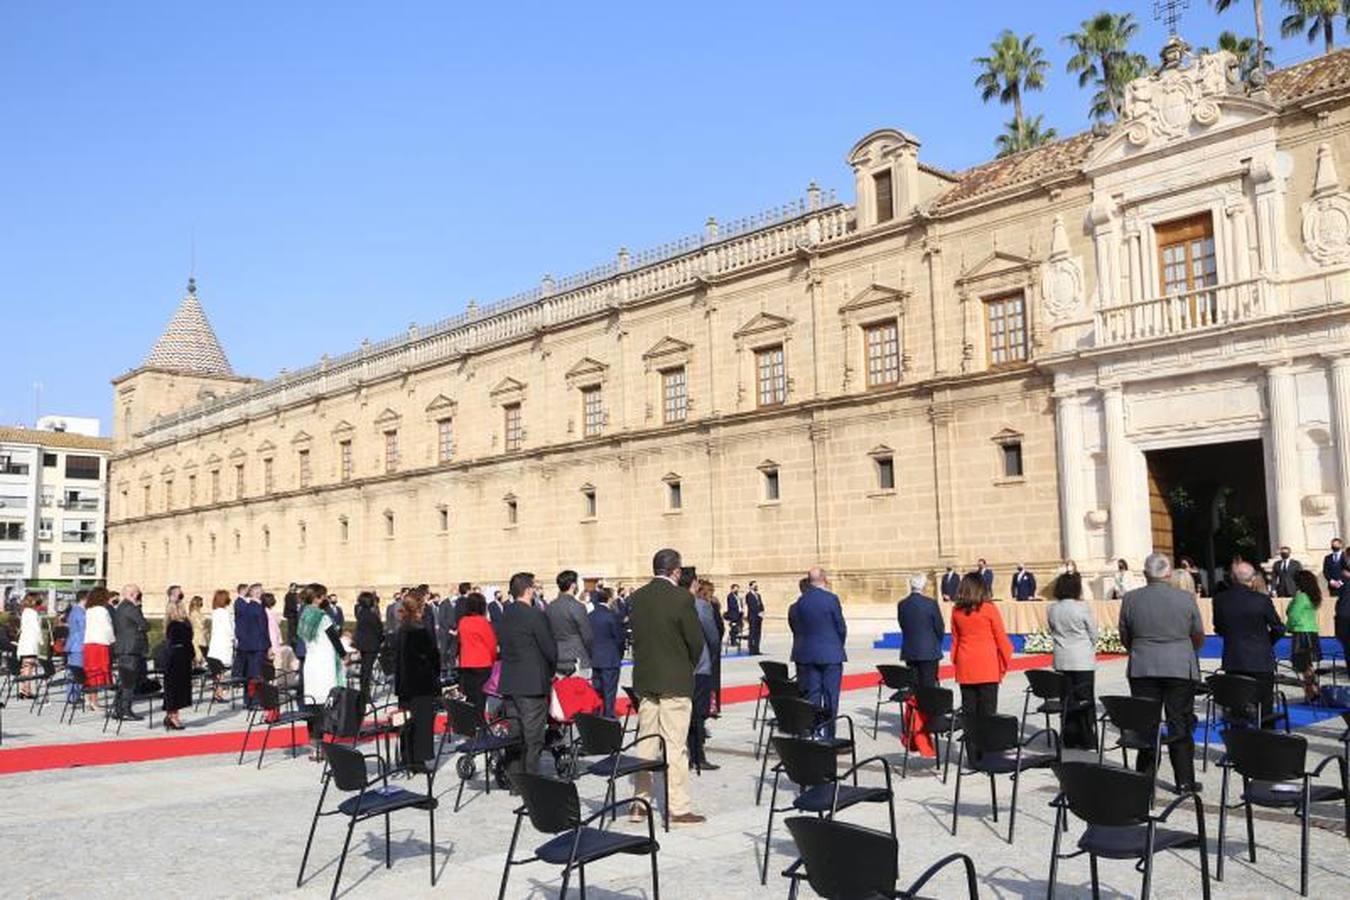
[106,46,1350,611]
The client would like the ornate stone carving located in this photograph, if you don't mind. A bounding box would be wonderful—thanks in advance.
[1040,215,1085,321]
[1301,142,1350,266]
[1120,50,1239,148]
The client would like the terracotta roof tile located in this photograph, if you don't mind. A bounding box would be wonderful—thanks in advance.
[1267,47,1350,103]
[143,278,233,377]
[0,427,113,452]
[929,132,1095,213]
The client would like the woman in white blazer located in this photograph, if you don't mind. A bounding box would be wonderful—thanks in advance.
[206,590,235,701]
[15,595,44,697]
[1046,571,1099,749]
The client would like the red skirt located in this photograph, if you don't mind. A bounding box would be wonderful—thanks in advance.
[84,642,112,687]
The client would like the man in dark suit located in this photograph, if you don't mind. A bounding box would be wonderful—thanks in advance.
[1213,561,1285,679]
[497,571,557,780]
[789,567,848,739]
[385,590,403,634]
[589,591,625,717]
[628,548,707,825]
[1337,574,1350,676]
[940,567,960,602]
[113,584,150,720]
[1010,564,1037,601]
[544,570,593,676]
[487,590,505,625]
[896,573,943,687]
[283,583,300,646]
[745,581,764,655]
[235,583,271,691]
[976,560,994,593]
[1269,547,1301,598]
[724,584,743,649]
[1324,539,1346,593]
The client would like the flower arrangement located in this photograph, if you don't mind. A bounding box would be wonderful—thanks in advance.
[1019,627,1127,655]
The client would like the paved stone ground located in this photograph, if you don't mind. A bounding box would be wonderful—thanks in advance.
[3,637,1347,899]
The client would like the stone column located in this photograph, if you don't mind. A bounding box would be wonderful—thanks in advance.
[1265,364,1304,551]
[1101,385,1134,561]
[929,402,957,559]
[924,238,947,375]
[1055,389,1089,563]
[1089,200,1117,309]
[1327,356,1350,537]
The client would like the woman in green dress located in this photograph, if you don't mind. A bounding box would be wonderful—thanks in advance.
[1287,570,1323,703]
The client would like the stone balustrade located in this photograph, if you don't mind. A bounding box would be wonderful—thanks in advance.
[1093,276,1267,346]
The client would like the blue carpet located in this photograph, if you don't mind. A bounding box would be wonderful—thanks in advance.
[872,633,1031,653]
[1191,701,1348,744]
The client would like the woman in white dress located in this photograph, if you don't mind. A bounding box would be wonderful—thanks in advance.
[16,594,45,698]
[206,589,235,701]
[297,583,346,761]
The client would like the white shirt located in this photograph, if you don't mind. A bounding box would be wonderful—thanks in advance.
[17,607,42,657]
[85,605,114,644]
[207,607,235,664]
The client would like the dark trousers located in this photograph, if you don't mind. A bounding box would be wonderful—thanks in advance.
[797,662,843,739]
[905,659,940,689]
[688,673,712,764]
[459,666,491,718]
[959,682,1000,762]
[1059,670,1097,749]
[358,651,378,705]
[591,667,620,718]
[1128,676,1196,790]
[503,694,549,778]
[748,616,763,654]
[115,654,145,714]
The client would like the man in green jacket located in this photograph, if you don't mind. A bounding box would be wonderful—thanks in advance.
[628,547,707,825]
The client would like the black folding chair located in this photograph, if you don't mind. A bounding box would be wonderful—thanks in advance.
[1201,673,1289,771]
[238,681,310,769]
[783,816,980,900]
[444,697,521,812]
[1047,761,1210,900]
[102,666,162,734]
[756,694,856,806]
[5,656,55,712]
[901,685,961,782]
[871,664,916,740]
[1020,669,1064,737]
[572,712,670,831]
[499,772,659,900]
[761,736,896,886]
[752,660,794,728]
[296,729,438,900]
[951,712,1059,843]
[620,686,642,739]
[753,675,805,760]
[1216,727,1348,896]
[1096,694,1164,800]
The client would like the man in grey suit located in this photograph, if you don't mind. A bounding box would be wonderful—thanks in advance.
[1269,546,1301,598]
[1118,553,1205,792]
[113,584,151,720]
[545,569,593,677]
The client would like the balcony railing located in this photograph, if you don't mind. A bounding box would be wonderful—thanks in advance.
[64,498,100,511]
[60,564,98,577]
[1094,277,1266,346]
[61,532,98,544]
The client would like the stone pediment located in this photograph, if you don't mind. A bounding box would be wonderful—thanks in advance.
[565,357,609,387]
[372,407,401,427]
[228,447,247,460]
[424,394,456,414]
[182,458,198,470]
[1085,49,1276,171]
[839,283,907,316]
[160,464,175,475]
[290,430,312,445]
[956,250,1036,286]
[255,439,276,454]
[847,127,920,168]
[642,336,692,361]
[990,427,1023,444]
[203,453,222,466]
[489,376,527,401]
[867,444,895,458]
[733,312,794,340]
[331,419,354,436]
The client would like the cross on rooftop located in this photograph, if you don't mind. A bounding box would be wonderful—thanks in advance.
[1153,0,1189,35]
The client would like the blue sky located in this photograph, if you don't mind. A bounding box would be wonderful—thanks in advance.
[0,1,1328,427]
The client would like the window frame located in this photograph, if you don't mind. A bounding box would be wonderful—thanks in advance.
[983,291,1029,368]
[873,169,894,224]
[864,319,902,388]
[503,403,523,452]
[755,344,787,408]
[661,366,688,425]
[581,385,604,438]
[437,418,454,463]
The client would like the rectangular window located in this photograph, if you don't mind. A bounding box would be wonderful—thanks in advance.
[876,456,896,491]
[662,367,687,424]
[263,458,275,494]
[865,320,901,387]
[42,452,57,468]
[384,430,400,473]
[503,403,523,452]
[582,487,597,519]
[339,440,353,482]
[1155,212,1218,323]
[64,454,100,480]
[984,293,1028,367]
[38,551,51,565]
[437,419,454,463]
[210,469,221,502]
[143,484,151,514]
[756,345,787,407]
[874,169,894,223]
[187,474,197,506]
[438,507,449,531]
[0,522,23,541]
[299,522,307,547]
[582,386,604,437]
[667,479,683,511]
[1002,441,1024,478]
[235,464,246,499]
[0,454,29,476]
[339,517,349,542]
[297,449,311,488]
[38,518,53,540]
[506,497,518,525]
[164,479,174,510]
[763,468,780,502]
[384,511,395,538]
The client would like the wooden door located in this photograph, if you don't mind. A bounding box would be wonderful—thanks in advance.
[1147,464,1174,560]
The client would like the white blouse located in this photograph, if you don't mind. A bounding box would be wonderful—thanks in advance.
[17,607,42,657]
[207,607,234,665]
[84,605,114,644]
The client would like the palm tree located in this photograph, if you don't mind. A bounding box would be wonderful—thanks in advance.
[1214,0,1268,74]
[974,30,1050,150]
[995,114,1058,157]
[1063,12,1150,122]
[1280,0,1344,53]
[1201,30,1276,79]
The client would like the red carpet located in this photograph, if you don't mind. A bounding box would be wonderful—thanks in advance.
[0,654,1061,776]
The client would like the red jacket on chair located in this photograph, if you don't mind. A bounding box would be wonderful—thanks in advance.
[950,602,1013,685]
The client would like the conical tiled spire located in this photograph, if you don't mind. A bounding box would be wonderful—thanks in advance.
[142,278,234,376]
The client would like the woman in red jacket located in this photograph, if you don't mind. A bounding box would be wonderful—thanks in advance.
[950,572,1014,730]
[455,592,498,716]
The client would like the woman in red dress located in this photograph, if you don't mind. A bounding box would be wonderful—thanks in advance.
[81,586,115,709]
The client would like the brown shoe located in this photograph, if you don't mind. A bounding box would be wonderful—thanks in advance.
[670,812,706,825]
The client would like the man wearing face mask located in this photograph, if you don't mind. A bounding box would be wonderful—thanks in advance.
[1010,563,1037,602]
[1323,539,1346,592]
[1270,546,1301,598]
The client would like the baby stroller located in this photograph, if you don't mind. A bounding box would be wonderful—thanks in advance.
[544,675,603,780]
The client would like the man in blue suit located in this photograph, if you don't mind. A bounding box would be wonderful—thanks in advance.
[1010,564,1037,601]
[788,567,848,739]
[588,592,625,717]
[1323,538,1346,593]
[940,567,960,602]
[896,573,944,687]
[976,559,995,593]
[724,584,743,650]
